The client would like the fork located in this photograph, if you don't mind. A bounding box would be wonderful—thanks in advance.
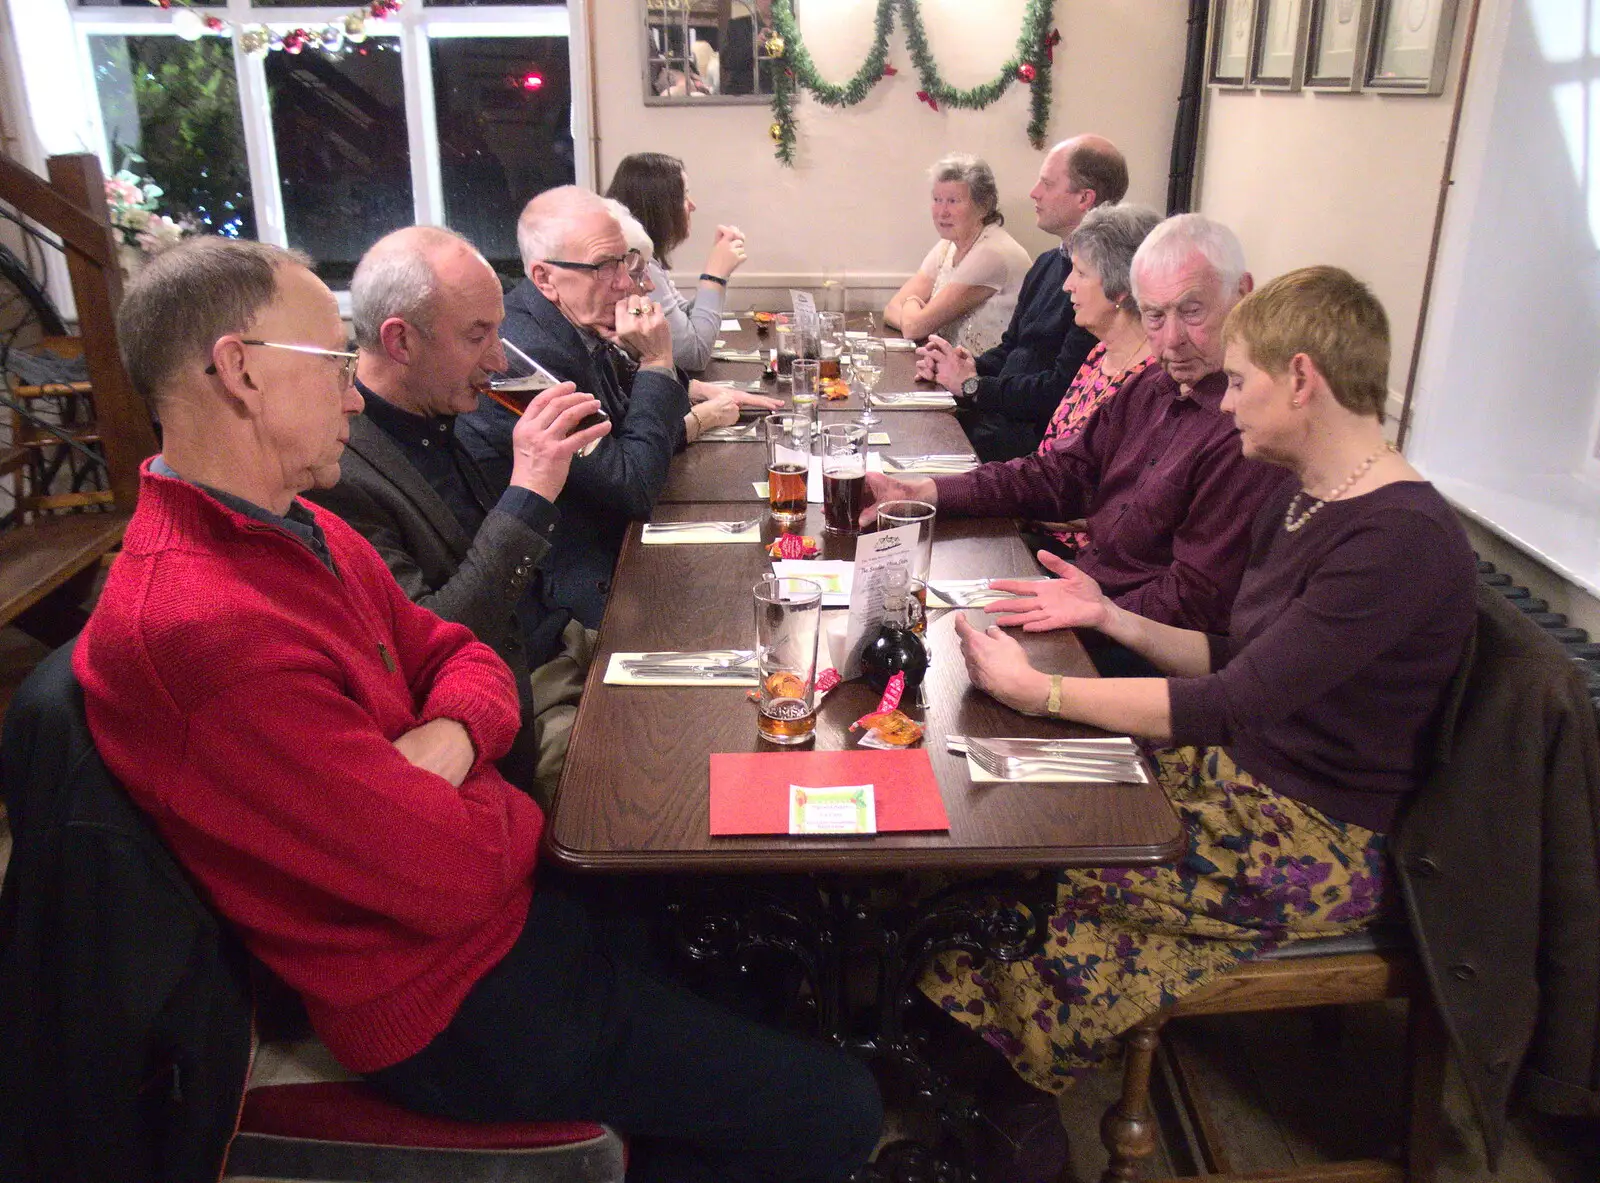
[698,423,762,440]
[621,665,757,680]
[964,742,1143,781]
[644,517,761,534]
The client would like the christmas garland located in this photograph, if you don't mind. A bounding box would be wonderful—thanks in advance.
[767,0,1059,166]
[145,0,402,55]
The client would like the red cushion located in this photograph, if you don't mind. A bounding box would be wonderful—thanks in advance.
[239,1082,608,1151]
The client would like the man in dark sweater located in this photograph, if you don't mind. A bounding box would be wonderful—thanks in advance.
[917,134,1128,461]
[457,187,690,628]
[306,226,606,805]
[865,214,1289,641]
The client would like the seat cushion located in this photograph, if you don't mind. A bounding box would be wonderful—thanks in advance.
[239,1082,608,1150]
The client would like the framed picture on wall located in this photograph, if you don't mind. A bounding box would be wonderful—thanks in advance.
[1209,0,1258,89]
[1365,0,1459,94]
[1250,0,1311,90]
[1305,0,1374,90]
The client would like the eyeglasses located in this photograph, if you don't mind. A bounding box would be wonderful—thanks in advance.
[206,339,359,387]
[542,249,647,284]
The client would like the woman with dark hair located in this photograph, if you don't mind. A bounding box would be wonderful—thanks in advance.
[884,152,1032,353]
[606,152,748,372]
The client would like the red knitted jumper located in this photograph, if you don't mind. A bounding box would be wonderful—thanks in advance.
[75,465,543,1072]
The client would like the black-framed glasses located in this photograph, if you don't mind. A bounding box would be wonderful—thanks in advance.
[542,249,647,284]
[206,339,359,387]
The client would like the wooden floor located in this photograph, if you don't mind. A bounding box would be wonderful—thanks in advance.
[1032,1004,1598,1183]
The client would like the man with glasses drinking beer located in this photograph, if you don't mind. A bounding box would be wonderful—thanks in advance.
[77,237,882,1182]
[305,226,605,806]
[458,187,697,629]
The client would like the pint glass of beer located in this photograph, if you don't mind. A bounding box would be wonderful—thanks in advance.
[764,413,810,525]
[819,423,868,534]
[753,576,823,745]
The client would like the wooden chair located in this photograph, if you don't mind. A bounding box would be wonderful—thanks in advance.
[1098,930,1448,1183]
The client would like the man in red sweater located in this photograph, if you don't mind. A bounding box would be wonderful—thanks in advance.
[75,238,880,1181]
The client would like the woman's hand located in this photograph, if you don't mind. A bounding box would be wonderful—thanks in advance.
[704,225,748,281]
[688,394,741,438]
[954,615,1051,714]
[688,379,784,411]
[986,550,1112,633]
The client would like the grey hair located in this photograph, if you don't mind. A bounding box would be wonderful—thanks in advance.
[517,185,615,271]
[928,152,1003,226]
[116,236,312,411]
[350,226,479,350]
[602,197,655,263]
[1130,213,1247,301]
[1067,203,1162,313]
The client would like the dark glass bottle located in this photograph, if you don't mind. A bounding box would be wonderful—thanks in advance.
[861,574,929,694]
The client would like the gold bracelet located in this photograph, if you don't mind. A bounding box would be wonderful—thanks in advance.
[1045,674,1062,717]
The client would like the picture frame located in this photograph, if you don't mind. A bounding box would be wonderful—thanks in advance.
[1365,0,1459,95]
[1250,0,1311,91]
[1305,0,1374,91]
[1209,0,1258,89]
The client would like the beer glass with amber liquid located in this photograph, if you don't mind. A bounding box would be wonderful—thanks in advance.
[753,576,823,744]
[818,312,846,380]
[764,413,809,525]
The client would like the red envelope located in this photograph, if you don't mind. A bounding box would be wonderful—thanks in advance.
[709,749,950,836]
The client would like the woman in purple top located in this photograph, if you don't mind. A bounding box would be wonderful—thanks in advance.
[1027,203,1160,559]
[921,267,1478,1096]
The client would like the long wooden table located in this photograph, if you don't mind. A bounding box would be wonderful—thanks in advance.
[547,496,1183,874]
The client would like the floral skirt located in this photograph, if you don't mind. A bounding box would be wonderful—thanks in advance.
[920,745,1390,1092]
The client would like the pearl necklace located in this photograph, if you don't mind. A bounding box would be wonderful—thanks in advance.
[1283,444,1394,533]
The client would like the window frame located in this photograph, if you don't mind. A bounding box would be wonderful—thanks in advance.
[59,0,593,272]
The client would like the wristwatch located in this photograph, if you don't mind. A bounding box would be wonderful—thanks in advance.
[960,376,980,400]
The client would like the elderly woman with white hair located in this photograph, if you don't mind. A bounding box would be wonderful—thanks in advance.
[884,153,1033,353]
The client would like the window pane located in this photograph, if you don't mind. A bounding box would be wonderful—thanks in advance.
[267,37,411,287]
[89,35,255,240]
[423,1,566,6]
[431,36,574,279]
[79,1,222,7]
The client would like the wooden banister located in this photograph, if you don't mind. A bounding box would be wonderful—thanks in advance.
[0,151,158,511]
[44,153,156,511]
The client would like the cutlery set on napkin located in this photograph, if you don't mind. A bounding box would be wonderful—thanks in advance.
[604,650,759,685]
[947,736,1148,783]
[881,453,978,474]
[869,392,957,409]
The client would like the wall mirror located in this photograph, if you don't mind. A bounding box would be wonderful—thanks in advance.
[642,0,783,104]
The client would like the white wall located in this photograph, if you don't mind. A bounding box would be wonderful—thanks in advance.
[592,0,1189,307]
[1196,13,1471,404]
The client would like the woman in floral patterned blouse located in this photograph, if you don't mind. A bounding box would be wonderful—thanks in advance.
[1027,204,1162,558]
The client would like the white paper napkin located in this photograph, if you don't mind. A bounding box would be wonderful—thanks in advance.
[925,579,1009,608]
[603,653,760,686]
[771,559,853,605]
[867,431,891,445]
[883,457,977,474]
[720,318,742,330]
[947,737,1148,783]
[870,392,957,409]
[641,523,761,545]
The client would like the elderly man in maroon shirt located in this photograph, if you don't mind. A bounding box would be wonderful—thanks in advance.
[864,213,1288,639]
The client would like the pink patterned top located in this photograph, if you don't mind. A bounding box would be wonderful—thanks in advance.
[1037,342,1155,550]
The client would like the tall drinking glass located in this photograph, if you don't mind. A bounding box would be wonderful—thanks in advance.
[818,311,846,380]
[853,337,886,427]
[753,576,823,745]
[877,499,936,632]
[791,358,821,434]
[775,322,798,378]
[820,423,868,534]
[764,413,810,525]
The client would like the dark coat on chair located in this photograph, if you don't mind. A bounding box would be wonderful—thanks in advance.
[1394,584,1600,1164]
[305,410,557,789]
[0,642,254,1183]
[457,280,688,628]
